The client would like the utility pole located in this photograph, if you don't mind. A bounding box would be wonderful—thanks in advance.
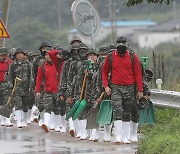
[57,0,62,30]
[109,0,114,43]
[173,0,176,19]
[0,0,10,46]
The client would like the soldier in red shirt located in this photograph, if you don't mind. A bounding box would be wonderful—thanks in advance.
[102,36,143,144]
[36,51,59,132]
[0,47,13,127]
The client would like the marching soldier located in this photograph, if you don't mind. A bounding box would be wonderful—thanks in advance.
[32,41,51,123]
[75,48,99,140]
[7,48,31,128]
[0,47,13,127]
[35,51,59,132]
[66,43,88,138]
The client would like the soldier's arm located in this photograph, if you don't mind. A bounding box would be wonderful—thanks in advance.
[6,64,14,87]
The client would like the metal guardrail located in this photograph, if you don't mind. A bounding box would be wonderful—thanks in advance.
[150,89,180,109]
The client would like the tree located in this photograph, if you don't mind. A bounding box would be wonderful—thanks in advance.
[125,0,174,7]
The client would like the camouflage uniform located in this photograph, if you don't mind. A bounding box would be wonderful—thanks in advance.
[76,51,100,120]
[8,60,31,112]
[32,53,46,112]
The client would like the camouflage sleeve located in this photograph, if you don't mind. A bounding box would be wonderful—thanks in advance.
[59,61,69,96]
[93,68,104,101]
[66,62,76,98]
[75,65,86,99]
[6,63,14,87]
[21,62,31,90]
[32,58,39,84]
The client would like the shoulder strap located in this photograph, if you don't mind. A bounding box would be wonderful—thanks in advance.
[129,49,135,71]
[40,62,45,79]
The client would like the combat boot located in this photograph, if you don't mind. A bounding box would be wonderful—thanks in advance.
[129,121,138,142]
[121,121,130,144]
[5,117,13,127]
[54,115,61,132]
[103,124,112,142]
[60,115,66,133]
[114,120,122,144]
[79,119,88,140]
[68,117,74,136]
[0,116,6,126]
[15,110,22,128]
[39,111,44,127]
[49,112,56,130]
[42,112,50,132]
[21,111,28,127]
[73,119,81,138]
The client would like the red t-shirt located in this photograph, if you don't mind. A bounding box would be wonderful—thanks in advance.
[36,62,58,93]
[102,50,143,92]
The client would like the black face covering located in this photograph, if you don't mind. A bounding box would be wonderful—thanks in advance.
[117,45,127,57]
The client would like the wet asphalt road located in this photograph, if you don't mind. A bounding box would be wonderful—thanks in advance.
[0,121,137,154]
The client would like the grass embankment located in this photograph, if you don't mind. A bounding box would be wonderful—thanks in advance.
[138,107,180,154]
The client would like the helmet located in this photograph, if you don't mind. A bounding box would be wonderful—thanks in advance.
[116,36,128,46]
[0,47,8,55]
[99,46,108,55]
[59,47,70,61]
[70,36,82,45]
[39,41,51,50]
[145,69,154,82]
[53,44,61,50]
[78,43,88,50]
[70,43,79,52]
[86,48,99,57]
[14,48,25,56]
[77,43,88,60]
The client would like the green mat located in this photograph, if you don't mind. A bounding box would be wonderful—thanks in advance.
[97,100,112,125]
[139,101,156,125]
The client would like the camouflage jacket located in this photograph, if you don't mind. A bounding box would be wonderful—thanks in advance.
[7,60,31,95]
[59,59,73,97]
[32,54,45,84]
[75,60,100,105]
[66,59,84,98]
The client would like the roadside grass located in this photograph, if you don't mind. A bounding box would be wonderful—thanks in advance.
[138,107,180,154]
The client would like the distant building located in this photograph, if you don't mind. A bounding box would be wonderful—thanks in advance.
[68,19,156,46]
[132,19,180,49]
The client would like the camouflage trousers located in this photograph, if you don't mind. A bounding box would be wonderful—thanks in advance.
[42,92,60,115]
[111,84,136,122]
[28,91,35,109]
[13,94,30,112]
[57,97,66,116]
[0,82,11,106]
[36,91,45,112]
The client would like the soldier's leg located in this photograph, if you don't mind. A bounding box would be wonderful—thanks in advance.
[21,96,30,127]
[0,83,14,126]
[129,98,139,142]
[36,92,44,123]
[27,91,35,123]
[121,85,135,144]
[42,93,53,132]
[111,84,123,143]
[51,94,61,132]
[14,95,23,128]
